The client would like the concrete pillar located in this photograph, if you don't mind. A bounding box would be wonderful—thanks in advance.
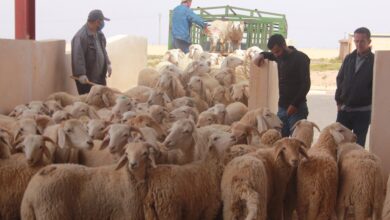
[248,61,279,113]
[338,39,350,60]
[370,50,390,179]
[15,0,35,40]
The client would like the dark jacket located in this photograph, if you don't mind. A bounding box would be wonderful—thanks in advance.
[335,49,374,108]
[261,46,311,108]
[71,24,111,84]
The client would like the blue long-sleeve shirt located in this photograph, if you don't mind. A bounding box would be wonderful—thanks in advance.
[172,4,205,43]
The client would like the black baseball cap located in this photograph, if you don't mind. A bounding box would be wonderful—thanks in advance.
[88,9,110,21]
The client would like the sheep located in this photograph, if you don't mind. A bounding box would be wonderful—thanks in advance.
[52,110,72,123]
[163,119,208,163]
[69,101,100,119]
[197,111,219,128]
[291,119,321,148]
[27,100,50,115]
[0,134,53,220]
[188,44,204,60]
[166,96,196,111]
[137,67,160,88]
[181,60,211,85]
[20,144,149,220]
[43,119,94,163]
[0,128,12,159]
[8,104,29,118]
[230,82,249,106]
[225,101,249,125]
[215,68,236,87]
[110,96,136,121]
[207,130,237,154]
[336,142,385,220]
[231,121,260,145]
[46,91,87,107]
[221,55,244,70]
[86,85,119,108]
[12,116,54,143]
[99,124,143,159]
[260,128,282,145]
[155,71,186,100]
[207,20,230,53]
[187,75,211,104]
[296,122,357,220]
[127,114,166,141]
[121,111,138,122]
[163,48,185,66]
[211,85,232,105]
[227,21,245,51]
[239,107,283,134]
[168,105,199,123]
[127,140,224,220]
[147,90,171,107]
[383,176,390,219]
[198,51,222,66]
[246,46,263,62]
[123,86,153,103]
[87,119,110,140]
[148,105,168,124]
[221,138,308,220]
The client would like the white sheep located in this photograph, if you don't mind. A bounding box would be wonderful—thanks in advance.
[87,119,110,140]
[122,140,224,220]
[227,21,245,52]
[21,143,149,220]
[110,96,136,121]
[168,105,199,123]
[211,86,232,105]
[148,105,168,124]
[123,85,153,103]
[221,138,308,220]
[8,104,29,118]
[137,67,160,88]
[0,134,53,220]
[207,20,230,53]
[86,85,120,108]
[0,128,12,159]
[225,101,249,125]
[155,71,186,100]
[215,68,236,87]
[187,75,212,104]
[69,101,100,119]
[163,48,185,66]
[197,111,219,128]
[296,122,357,220]
[147,90,171,107]
[230,82,249,106]
[188,44,204,60]
[43,100,64,115]
[239,107,283,134]
[52,110,72,124]
[336,142,385,219]
[46,91,87,107]
[43,119,94,163]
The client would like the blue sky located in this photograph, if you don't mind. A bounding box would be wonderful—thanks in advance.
[1,0,388,48]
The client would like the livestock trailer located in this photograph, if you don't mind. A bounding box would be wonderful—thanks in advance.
[168,5,288,51]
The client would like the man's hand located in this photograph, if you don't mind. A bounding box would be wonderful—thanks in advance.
[287,105,298,116]
[78,75,89,84]
[252,53,265,67]
[107,64,112,77]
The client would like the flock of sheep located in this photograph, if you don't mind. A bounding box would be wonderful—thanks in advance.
[0,44,389,220]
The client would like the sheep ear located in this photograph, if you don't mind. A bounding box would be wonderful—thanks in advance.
[162,92,171,103]
[14,129,22,144]
[256,115,268,134]
[115,155,128,171]
[100,135,110,150]
[88,107,100,119]
[330,129,344,144]
[291,120,301,131]
[42,145,52,160]
[35,115,53,134]
[273,142,285,161]
[102,93,111,108]
[243,86,250,98]
[57,128,67,149]
[298,146,309,160]
[146,143,157,168]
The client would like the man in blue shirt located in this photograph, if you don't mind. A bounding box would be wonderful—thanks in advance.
[172,0,208,53]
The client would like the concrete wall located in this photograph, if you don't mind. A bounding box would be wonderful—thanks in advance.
[0,39,67,114]
[370,50,390,178]
[106,35,147,91]
[0,35,147,114]
[248,61,279,113]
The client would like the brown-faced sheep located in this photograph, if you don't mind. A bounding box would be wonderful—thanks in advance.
[221,138,308,220]
[383,176,390,219]
[291,119,320,148]
[297,122,357,220]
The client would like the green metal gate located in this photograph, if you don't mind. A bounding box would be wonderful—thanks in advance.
[168,5,288,51]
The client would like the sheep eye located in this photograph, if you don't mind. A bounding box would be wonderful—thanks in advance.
[20,128,24,132]
[143,152,148,156]
[66,129,72,133]
[100,127,104,131]
[213,137,219,141]
[208,118,212,121]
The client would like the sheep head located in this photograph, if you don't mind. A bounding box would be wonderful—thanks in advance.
[148,105,168,124]
[100,124,143,154]
[57,119,93,150]
[208,131,236,154]
[273,137,309,167]
[86,85,116,108]
[111,96,135,117]
[52,110,72,124]
[323,122,357,145]
[163,119,196,150]
[87,119,110,140]
[231,121,260,145]
[14,135,55,166]
[197,112,218,128]
[256,108,283,133]
[70,102,100,119]
[147,90,171,106]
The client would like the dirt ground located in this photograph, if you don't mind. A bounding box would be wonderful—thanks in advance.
[310,70,337,90]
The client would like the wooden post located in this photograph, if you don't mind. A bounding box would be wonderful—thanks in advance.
[370,50,390,179]
[15,0,35,40]
[248,61,279,113]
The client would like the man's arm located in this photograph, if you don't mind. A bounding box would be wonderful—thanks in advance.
[290,55,311,108]
[71,36,87,77]
[186,8,206,28]
[335,61,346,108]
[260,51,277,61]
[253,52,276,67]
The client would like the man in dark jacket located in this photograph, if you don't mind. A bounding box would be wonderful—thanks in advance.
[71,9,112,95]
[253,34,311,137]
[335,27,374,147]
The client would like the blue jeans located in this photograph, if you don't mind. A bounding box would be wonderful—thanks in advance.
[173,38,190,53]
[277,103,309,137]
[336,110,371,147]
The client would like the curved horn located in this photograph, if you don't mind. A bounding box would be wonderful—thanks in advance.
[311,122,321,132]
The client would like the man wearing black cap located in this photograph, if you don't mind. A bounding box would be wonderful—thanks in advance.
[71,9,112,94]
